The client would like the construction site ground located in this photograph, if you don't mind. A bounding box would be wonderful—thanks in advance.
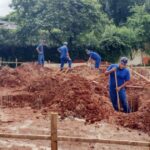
[0,63,149,150]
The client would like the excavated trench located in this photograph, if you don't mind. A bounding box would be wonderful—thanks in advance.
[129,97,140,112]
[0,63,149,134]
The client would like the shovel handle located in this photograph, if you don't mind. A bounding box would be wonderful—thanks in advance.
[114,70,121,111]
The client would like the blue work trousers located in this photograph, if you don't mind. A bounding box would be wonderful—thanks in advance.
[95,59,101,69]
[38,54,45,65]
[60,57,72,70]
[109,86,130,113]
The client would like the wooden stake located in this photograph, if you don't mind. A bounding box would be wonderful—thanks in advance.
[114,71,121,111]
[0,57,2,67]
[132,69,150,83]
[51,113,58,150]
[129,65,133,78]
[15,58,18,68]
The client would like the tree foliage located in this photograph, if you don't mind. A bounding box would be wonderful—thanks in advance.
[11,0,107,48]
[128,5,150,42]
[101,0,147,25]
[0,0,150,62]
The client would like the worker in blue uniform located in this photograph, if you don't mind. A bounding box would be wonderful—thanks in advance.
[58,42,72,70]
[105,57,131,113]
[86,49,101,69]
[36,40,45,66]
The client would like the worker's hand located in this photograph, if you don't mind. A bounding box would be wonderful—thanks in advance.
[116,86,121,92]
[112,67,117,72]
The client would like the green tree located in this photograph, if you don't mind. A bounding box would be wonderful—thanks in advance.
[0,29,18,46]
[11,0,106,48]
[1,0,148,62]
[101,0,147,25]
[99,25,138,62]
[127,4,150,54]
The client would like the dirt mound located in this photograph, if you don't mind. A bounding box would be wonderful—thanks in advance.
[7,74,114,123]
[0,64,149,134]
[16,63,54,84]
[49,75,114,122]
[0,63,54,88]
[0,66,22,87]
[70,65,102,79]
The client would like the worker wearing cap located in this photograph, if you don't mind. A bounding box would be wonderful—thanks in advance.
[105,57,130,113]
[57,42,72,70]
[36,40,45,66]
[86,49,101,69]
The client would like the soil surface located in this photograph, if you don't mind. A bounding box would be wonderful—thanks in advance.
[0,63,149,149]
[0,107,149,150]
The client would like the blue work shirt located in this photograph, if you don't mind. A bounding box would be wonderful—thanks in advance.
[89,51,101,61]
[58,45,69,58]
[37,44,44,55]
[107,64,130,87]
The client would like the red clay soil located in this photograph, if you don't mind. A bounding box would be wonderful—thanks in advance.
[50,75,114,123]
[120,85,150,132]
[0,63,149,134]
[0,63,54,87]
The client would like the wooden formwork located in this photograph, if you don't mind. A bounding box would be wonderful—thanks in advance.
[0,113,149,150]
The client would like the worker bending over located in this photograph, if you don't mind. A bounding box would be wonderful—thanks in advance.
[86,49,101,69]
[58,42,72,71]
[105,57,130,113]
[36,40,45,66]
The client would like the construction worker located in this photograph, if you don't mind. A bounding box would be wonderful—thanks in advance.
[105,57,130,113]
[36,40,45,66]
[86,49,101,69]
[57,42,72,70]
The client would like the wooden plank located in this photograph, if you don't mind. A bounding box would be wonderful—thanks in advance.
[0,133,50,140]
[58,136,150,147]
[15,58,18,68]
[0,134,149,147]
[126,85,144,89]
[2,61,23,64]
[51,113,58,150]
[132,69,150,83]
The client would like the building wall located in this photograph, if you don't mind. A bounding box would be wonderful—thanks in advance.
[128,50,142,65]
[128,50,150,65]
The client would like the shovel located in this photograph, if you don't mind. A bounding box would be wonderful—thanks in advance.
[114,70,121,111]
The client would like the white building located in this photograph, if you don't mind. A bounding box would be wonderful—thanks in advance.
[0,20,17,30]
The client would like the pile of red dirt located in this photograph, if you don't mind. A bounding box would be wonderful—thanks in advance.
[71,65,99,77]
[0,64,150,134]
[49,75,114,123]
[0,66,22,87]
[0,63,54,88]
[2,73,114,123]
